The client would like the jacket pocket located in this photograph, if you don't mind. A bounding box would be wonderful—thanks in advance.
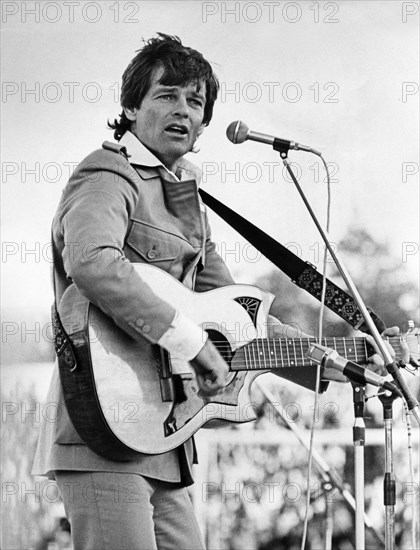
[124,221,180,269]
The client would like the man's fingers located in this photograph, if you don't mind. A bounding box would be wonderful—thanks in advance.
[189,338,230,397]
[382,326,400,337]
[196,373,225,397]
[364,325,413,374]
[367,353,386,375]
[382,326,410,363]
[366,334,396,360]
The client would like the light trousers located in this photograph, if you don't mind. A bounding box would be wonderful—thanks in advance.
[54,471,205,550]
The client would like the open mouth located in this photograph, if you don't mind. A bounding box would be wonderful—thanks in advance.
[165,124,189,136]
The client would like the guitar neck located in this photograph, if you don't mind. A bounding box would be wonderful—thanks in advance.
[231,336,403,371]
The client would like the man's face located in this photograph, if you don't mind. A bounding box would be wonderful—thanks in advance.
[124,67,206,171]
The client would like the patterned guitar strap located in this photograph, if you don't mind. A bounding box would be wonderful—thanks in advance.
[199,188,386,335]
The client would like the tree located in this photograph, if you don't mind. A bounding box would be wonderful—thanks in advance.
[254,228,419,337]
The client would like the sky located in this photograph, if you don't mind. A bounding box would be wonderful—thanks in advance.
[1,0,419,321]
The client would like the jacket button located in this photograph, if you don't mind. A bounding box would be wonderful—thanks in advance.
[147,248,157,259]
[136,319,144,327]
[142,325,151,334]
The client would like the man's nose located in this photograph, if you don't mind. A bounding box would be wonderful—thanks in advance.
[172,96,189,117]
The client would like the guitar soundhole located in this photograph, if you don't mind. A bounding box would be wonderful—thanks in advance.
[206,329,233,366]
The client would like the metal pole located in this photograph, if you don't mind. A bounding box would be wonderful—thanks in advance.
[352,383,366,550]
[379,391,398,550]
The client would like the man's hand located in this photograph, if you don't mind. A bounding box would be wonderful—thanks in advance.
[323,326,410,383]
[365,325,410,374]
[266,315,410,383]
[189,339,229,397]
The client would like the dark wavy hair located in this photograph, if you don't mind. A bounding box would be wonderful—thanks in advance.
[108,33,219,141]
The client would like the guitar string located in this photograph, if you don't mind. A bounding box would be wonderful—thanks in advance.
[203,337,412,370]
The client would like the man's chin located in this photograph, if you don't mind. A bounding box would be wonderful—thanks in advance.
[166,143,192,160]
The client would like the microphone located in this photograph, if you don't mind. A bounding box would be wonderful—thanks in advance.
[226,120,321,156]
[307,344,402,397]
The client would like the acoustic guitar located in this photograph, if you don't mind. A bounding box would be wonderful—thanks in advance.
[57,263,419,460]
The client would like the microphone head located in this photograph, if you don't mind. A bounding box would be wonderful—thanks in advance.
[226,121,249,144]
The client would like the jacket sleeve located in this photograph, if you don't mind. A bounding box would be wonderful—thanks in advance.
[55,149,176,344]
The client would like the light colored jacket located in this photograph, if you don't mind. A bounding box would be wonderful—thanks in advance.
[32,138,234,482]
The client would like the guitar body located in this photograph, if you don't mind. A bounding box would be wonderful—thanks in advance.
[58,264,274,458]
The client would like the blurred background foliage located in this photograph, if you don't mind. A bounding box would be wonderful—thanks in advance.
[201,434,418,550]
[255,227,419,339]
[1,384,71,549]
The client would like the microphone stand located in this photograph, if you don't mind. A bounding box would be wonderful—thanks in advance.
[322,483,334,550]
[378,390,399,550]
[278,151,420,426]
[352,382,367,550]
[256,381,385,548]
[275,149,420,549]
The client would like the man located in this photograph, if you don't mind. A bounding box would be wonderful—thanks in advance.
[33,34,401,549]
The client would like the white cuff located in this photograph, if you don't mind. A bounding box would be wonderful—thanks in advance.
[157,311,207,362]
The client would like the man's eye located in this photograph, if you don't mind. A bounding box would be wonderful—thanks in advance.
[189,99,203,107]
[159,94,173,100]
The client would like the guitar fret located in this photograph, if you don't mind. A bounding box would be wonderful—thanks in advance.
[291,339,297,367]
[279,339,284,367]
[251,340,257,370]
[343,337,347,359]
[254,339,260,370]
[286,340,291,366]
[244,343,249,371]
[273,337,279,368]
[339,338,344,357]
[263,339,268,369]
[266,337,274,369]
[256,339,261,370]
[255,339,264,370]
[300,339,305,367]
[261,339,266,369]
[308,338,314,365]
[264,338,269,368]
[354,338,358,362]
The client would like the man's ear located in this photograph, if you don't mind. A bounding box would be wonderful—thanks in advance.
[123,107,137,121]
[197,123,206,137]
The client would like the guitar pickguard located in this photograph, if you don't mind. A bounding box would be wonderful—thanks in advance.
[164,371,248,435]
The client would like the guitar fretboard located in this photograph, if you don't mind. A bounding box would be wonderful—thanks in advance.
[230,336,402,371]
